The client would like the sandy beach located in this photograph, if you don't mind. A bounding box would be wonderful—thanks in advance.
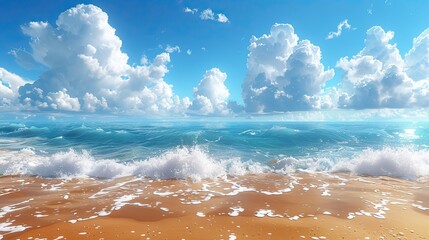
[0,173,427,240]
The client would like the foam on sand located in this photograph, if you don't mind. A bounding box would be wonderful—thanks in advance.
[0,173,427,239]
[0,222,29,239]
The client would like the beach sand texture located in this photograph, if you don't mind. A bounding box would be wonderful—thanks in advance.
[0,173,428,240]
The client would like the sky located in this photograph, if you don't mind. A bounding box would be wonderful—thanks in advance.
[1,0,429,116]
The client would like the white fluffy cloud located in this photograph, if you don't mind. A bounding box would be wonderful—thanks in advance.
[47,89,81,111]
[5,4,429,116]
[165,45,181,53]
[326,19,351,40]
[200,9,229,23]
[190,68,230,115]
[0,68,27,108]
[82,92,108,112]
[337,26,429,109]
[200,9,215,20]
[184,7,198,14]
[242,23,335,113]
[16,4,188,114]
[216,13,229,23]
[405,29,429,81]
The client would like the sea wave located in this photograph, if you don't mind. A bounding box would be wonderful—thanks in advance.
[0,147,428,181]
[332,148,429,180]
[0,147,264,181]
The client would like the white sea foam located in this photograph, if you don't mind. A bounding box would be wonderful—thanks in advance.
[0,198,33,218]
[332,148,429,180]
[196,212,205,217]
[226,159,266,176]
[0,222,28,235]
[0,146,428,180]
[0,148,127,179]
[272,147,429,180]
[228,206,244,217]
[238,129,262,136]
[132,147,225,181]
[255,209,283,218]
[0,147,228,181]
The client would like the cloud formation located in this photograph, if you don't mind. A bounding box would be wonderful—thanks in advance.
[200,9,214,20]
[165,45,181,53]
[216,13,229,23]
[190,68,230,115]
[0,68,27,109]
[47,89,81,111]
[3,4,429,115]
[242,23,335,113]
[200,9,229,23]
[326,19,351,40]
[337,26,429,109]
[405,28,429,81]
[184,7,198,14]
[16,4,188,114]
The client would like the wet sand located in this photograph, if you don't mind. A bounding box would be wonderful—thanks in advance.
[0,173,428,240]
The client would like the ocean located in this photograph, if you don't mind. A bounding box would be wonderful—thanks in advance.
[1,118,429,180]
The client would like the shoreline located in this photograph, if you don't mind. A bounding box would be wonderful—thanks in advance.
[0,173,428,239]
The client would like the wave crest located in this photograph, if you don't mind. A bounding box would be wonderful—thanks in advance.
[332,148,429,180]
[0,147,233,181]
[1,147,429,180]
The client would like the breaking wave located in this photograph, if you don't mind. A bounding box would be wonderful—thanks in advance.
[1,146,429,181]
[0,147,265,181]
[332,148,429,180]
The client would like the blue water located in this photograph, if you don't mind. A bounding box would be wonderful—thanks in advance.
[1,118,429,179]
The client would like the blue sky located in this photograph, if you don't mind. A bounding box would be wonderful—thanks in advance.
[1,0,429,115]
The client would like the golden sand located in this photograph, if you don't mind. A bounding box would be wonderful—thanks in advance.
[0,173,427,239]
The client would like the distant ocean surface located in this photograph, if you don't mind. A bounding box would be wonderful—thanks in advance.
[1,119,429,180]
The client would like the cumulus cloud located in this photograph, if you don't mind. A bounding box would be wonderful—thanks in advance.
[242,23,335,113]
[337,26,429,109]
[405,29,429,81]
[200,9,229,23]
[184,7,198,14]
[47,89,81,111]
[82,92,107,112]
[6,4,429,116]
[0,68,27,108]
[165,45,181,53]
[326,19,351,40]
[16,4,189,114]
[200,9,215,20]
[190,68,230,115]
[216,13,229,23]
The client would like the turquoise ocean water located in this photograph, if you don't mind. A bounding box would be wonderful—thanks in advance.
[1,118,428,180]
